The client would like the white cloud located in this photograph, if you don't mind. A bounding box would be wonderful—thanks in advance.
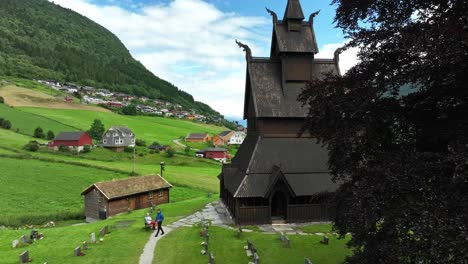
[50,0,269,118]
[48,0,358,119]
[316,42,359,74]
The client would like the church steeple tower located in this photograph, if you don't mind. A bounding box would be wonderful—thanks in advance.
[283,0,305,32]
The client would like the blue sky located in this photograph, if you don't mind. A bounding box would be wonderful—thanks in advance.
[50,0,358,120]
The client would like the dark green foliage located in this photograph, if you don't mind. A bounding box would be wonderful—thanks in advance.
[46,130,55,140]
[122,104,137,116]
[58,144,69,152]
[135,138,146,146]
[82,144,91,153]
[166,148,176,157]
[0,0,219,117]
[24,141,39,152]
[0,117,11,129]
[0,96,4,104]
[33,126,45,138]
[124,146,134,153]
[87,119,105,141]
[151,141,160,146]
[184,146,191,156]
[300,0,468,263]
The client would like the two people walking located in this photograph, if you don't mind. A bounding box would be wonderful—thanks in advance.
[145,209,165,237]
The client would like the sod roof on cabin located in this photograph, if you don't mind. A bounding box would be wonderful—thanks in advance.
[81,175,172,200]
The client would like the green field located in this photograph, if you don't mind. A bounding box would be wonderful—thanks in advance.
[0,104,78,136]
[156,226,351,264]
[18,107,224,144]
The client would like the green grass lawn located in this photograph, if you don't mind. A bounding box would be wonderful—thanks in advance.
[0,104,78,137]
[300,223,335,234]
[0,197,215,264]
[155,226,351,264]
[19,107,224,144]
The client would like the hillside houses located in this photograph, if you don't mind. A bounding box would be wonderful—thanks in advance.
[48,131,92,152]
[102,126,135,152]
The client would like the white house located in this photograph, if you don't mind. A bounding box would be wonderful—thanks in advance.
[227,131,246,145]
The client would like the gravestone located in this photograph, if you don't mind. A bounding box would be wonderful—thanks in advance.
[305,258,312,264]
[99,225,109,237]
[252,253,260,264]
[90,233,96,244]
[278,232,290,248]
[208,252,215,264]
[12,239,19,248]
[74,246,82,256]
[320,236,329,245]
[20,235,28,244]
[83,241,88,250]
[19,250,31,263]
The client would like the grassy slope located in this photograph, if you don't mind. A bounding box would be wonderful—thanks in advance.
[19,106,223,144]
[156,226,351,264]
[0,197,214,264]
[0,104,78,136]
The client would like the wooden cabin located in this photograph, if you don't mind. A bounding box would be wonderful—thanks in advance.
[219,0,341,225]
[212,131,235,146]
[81,175,172,222]
[185,133,211,143]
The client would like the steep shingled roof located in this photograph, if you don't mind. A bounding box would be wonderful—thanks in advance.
[186,133,209,139]
[54,131,87,141]
[283,0,304,21]
[81,175,172,200]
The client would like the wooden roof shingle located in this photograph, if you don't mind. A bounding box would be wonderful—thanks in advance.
[81,175,172,200]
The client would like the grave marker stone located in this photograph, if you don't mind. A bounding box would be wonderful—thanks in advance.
[320,236,329,245]
[236,227,242,238]
[305,258,312,264]
[20,235,28,244]
[90,233,96,244]
[253,252,260,264]
[12,239,19,248]
[19,250,31,264]
[74,246,82,256]
[83,241,88,250]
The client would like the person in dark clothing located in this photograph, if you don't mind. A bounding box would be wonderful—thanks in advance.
[154,209,165,237]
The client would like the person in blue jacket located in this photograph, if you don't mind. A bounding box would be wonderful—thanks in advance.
[154,209,165,237]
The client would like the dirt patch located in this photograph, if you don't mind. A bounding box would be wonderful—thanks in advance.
[0,85,111,112]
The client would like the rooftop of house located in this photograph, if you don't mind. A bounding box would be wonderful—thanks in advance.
[202,147,228,152]
[218,130,234,137]
[81,175,172,200]
[108,126,133,135]
[186,133,209,139]
[53,131,88,141]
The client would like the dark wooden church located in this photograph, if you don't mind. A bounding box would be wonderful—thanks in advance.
[219,0,341,225]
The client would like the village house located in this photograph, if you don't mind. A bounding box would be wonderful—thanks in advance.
[198,147,230,162]
[102,126,135,152]
[219,0,340,225]
[185,133,211,143]
[48,131,93,152]
[107,101,123,108]
[213,130,236,146]
[81,175,172,221]
[227,131,246,145]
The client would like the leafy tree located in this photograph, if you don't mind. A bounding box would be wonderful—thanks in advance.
[166,148,176,157]
[299,1,468,263]
[1,119,12,129]
[46,130,55,140]
[122,104,137,116]
[82,144,91,153]
[33,126,45,138]
[135,138,146,146]
[184,146,191,156]
[87,119,105,141]
[58,144,69,152]
[24,141,39,152]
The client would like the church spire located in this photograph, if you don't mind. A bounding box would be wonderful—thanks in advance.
[283,0,305,22]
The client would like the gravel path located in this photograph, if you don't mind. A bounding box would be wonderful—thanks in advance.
[138,227,173,264]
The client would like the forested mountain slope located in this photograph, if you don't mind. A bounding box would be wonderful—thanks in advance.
[0,0,219,116]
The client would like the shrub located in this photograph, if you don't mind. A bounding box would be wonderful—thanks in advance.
[135,138,146,146]
[1,119,11,129]
[58,144,69,152]
[138,153,144,157]
[124,146,134,153]
[166,148,176,157]
[184,146,191,155]
[0,118,4,126]
[151,141,160,146]
[46,130,55,140]
[24,142,39,152]
[82,145,91,153]
[34,126,45,138]
[0,96,4,104]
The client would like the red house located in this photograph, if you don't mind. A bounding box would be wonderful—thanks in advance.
[107,101,123,108]
[48,131,93,152]
[201,147,230,162]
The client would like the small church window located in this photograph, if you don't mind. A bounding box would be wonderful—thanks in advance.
[148,192,154,199]
[158,190,163,197]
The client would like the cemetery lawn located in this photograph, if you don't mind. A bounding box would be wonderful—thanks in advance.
[0,197,215,264]
[155,226,352,264]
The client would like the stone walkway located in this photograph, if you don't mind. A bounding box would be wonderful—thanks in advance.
[139,200,337,263]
